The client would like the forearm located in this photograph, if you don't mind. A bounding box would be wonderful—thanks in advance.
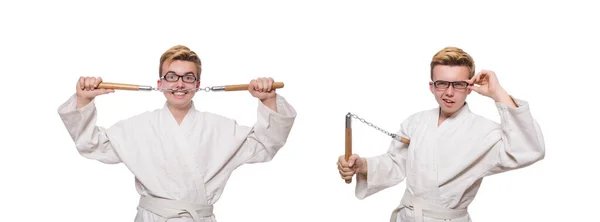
[492,88,518,108]
[244,94,296,163]
[58,94,121,164]
[355,153,406,199]
[76,97,93,109]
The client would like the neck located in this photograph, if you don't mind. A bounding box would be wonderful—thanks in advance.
[438,102,465,126]
[167,102,192,125]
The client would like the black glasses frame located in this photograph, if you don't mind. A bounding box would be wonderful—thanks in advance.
[162,73,198,83]
[432,80,469,89]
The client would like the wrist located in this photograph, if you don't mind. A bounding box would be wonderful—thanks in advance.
[492,88,518,108]
[260,96,278,112]
[492,88,509,102]
[358,158,368,174]
[76,97,92,109]
[260,96,276,106]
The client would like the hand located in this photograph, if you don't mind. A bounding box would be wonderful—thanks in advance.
[466,70,507,101]
[337,154,366,182]
[76,76,114,107]
[248,77,276,101]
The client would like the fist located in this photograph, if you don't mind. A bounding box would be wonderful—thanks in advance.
[248,77,276,101]
[76,76,114,101]
[337,154,365,183]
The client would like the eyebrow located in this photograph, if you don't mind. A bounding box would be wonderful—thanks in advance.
[166,71,196,76]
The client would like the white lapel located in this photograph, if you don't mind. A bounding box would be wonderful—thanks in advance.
[159,101,209,202]
[435,102,473,187]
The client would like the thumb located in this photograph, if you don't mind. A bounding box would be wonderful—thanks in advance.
[348,155,359,167]
[96,89,114,95]
[468,85,481,93]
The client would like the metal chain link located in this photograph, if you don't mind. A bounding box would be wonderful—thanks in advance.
[347,112,398,139]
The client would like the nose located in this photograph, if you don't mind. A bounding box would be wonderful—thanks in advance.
[444,85,455,97]
[175,77,185,88]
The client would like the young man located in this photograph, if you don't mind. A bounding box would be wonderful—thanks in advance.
[337,46,545,222]
[58,45,297,222]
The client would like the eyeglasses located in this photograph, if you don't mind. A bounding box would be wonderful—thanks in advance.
[162,73,197,83]
[432,80,469,89]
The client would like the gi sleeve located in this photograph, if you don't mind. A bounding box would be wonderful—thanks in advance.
[57,94,122,164]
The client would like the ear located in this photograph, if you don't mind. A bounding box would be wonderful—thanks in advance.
[429,82,434,94]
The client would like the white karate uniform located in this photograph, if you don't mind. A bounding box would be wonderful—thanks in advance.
[355,97,545,222]
[57,93,297,222]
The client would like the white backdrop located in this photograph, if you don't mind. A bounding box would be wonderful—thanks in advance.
[1,0,597,221]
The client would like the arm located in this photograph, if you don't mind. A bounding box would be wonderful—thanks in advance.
[354,115,414,199]
[467,70,545,174]
[240,94,297,164]
[57,94,122,164]
[485,96,545,175]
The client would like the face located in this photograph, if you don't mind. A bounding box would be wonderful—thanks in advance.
[429,65,472,117]
[157,60,200,109]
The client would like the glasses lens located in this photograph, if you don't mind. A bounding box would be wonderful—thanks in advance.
[183,75,196,83]
[435,81,449,88]
[454,81,468,89]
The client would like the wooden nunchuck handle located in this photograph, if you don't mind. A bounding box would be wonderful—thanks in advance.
[400,137,410,145]
[224,82,285,91]
[97,82,140,91]
[345,114,352,184]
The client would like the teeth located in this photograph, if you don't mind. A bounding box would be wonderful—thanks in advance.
[443,99,454,103]
[173,92,186,96]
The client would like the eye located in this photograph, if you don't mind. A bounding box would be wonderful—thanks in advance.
[455,81,468,88]
[166,74,178,81]
[184,76,195,81]
[436,81,449,87]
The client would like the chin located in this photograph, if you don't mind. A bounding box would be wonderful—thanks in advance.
[166,96,192,107]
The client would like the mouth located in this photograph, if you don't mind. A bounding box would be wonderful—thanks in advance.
[442,98,455,104]
[171,90,189,97]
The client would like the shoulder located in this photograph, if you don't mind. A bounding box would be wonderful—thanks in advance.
[113,110,156,127]
[398,107,437,134]
[464,111,502,138]
[196,110,240,128]
[402,107,437,125]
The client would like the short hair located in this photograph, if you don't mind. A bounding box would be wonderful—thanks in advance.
[159,45,202,78]
[430,46,475,80]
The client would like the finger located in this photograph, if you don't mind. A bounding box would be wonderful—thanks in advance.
[99,89,115,95]
[340,170,355,177]
[78,77,85,90]
[470,71,482,84]
[475,72,484,85]
[338,156,348,167]
[267,77,273,91]
[468,85,481,93]
[84,77,92,90]
[257,78,264,92]
[94,77,102,89]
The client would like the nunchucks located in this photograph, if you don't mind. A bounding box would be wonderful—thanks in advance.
[344,112,410,184]
[95,81,285,92]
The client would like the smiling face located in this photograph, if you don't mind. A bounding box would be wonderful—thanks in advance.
[428,46,475,118]
[157,45,202,110]
[158,60,200,109]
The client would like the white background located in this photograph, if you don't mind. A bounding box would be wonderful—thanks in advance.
[1,0,598,221]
